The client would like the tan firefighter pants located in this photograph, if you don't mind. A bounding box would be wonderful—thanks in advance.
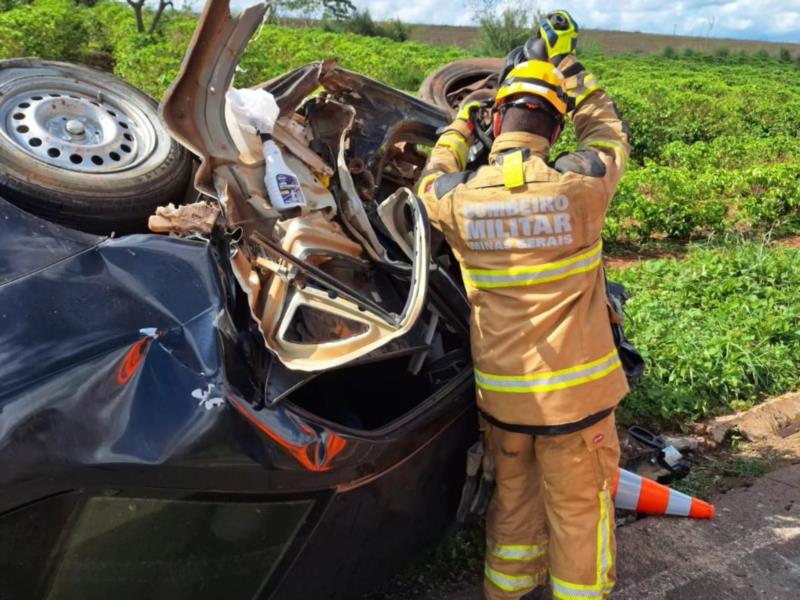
[483,413,620,600]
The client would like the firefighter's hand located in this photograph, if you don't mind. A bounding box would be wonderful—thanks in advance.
[456,100,482,123]
[538,10,579,64]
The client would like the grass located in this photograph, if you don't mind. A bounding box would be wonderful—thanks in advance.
[672,454,769,500]
[611,241,800,427]
[365,523,484,599]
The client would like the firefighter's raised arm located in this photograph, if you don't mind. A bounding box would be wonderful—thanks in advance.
[417,102,478,229]
[540,10,631,193]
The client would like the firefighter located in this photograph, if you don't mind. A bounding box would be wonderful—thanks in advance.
[418,11,629,600]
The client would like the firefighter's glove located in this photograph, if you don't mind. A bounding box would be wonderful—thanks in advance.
[456,100,482,124]
[538,10,579,65]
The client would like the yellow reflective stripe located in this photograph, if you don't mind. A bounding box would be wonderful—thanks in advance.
[490,541,547,561]
[465,241,601,277]
[484,564,537,592]
[552,582,603,599]
[502,150,525,189]
[462,241,602,289]
[417,173,438,197]
[584,140,628,169]
[572,73,600,108]
[575,84,600,107]
[475,349,622,394]
[436,133,468,169]
[550,491,615,599]
[600,490,615,593]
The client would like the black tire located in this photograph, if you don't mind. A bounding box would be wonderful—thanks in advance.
[419,57,504,118]
[0,59,193,234]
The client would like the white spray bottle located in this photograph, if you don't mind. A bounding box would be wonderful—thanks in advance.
[226,87,307,211]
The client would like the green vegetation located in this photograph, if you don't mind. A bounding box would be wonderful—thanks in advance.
[0,0,91,61]
[673,454,769,500]
[366,523,484,599]
[321,9,411,42]
[590,54,800,245]
[0,1,467,97]
[236,23,465,92]
[611,242,800,426]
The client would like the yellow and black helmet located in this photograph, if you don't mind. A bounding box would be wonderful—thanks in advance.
[494,60,569,116]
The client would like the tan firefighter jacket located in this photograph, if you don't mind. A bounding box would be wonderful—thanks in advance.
[419,90,630,431]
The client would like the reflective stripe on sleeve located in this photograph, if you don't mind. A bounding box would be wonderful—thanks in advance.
[484,564,537,593]
[490,541,547,561]
[550,491,615,599]
[475,349,622,394]
[583,139,628,169]
[436,133,469,170]
[573,73,601,107]
[462,241,602,289]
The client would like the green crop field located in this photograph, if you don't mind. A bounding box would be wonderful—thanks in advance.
[2,0,800,427]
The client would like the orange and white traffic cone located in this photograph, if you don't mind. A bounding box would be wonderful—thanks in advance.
[613,468,715,520]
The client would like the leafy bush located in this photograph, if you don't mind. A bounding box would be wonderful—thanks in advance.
[104,12,196,97]
[236,24,468,92]
[588,55,800,163]
[321,9,410,42]
[475,3,539,56]
[0,0,28,10]
[0,0,91,62]
[662,45,676,58]
[613,243,800,425]
[605,162,800,242]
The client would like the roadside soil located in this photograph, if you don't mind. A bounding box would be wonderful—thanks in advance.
[779,235,800,249]
[604,234,800,271]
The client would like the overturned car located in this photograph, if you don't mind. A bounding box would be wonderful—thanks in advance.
[0,2,477,599]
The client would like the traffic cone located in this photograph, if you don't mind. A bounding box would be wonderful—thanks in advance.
[613,468,715,520]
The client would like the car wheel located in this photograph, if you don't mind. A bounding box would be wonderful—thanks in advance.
[0,59,193,234]
[419,57,504,117]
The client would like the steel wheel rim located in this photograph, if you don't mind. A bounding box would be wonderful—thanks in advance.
[0,76,158,174]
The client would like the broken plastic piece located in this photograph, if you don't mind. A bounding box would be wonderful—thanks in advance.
[148,202,221,236]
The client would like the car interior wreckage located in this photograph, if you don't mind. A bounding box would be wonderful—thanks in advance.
[0,1,478,599]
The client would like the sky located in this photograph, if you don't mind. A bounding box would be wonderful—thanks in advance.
[223,0,800,43]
